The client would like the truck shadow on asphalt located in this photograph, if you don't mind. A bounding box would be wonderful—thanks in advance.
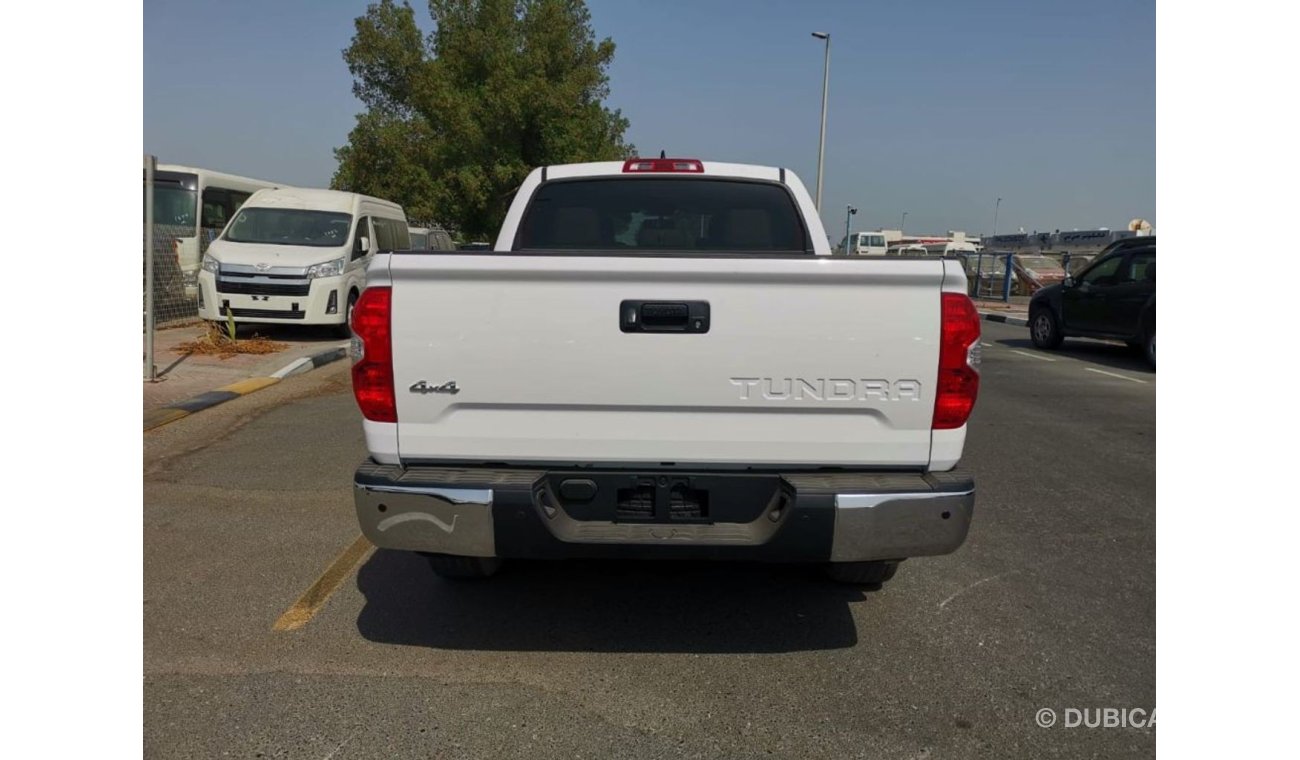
[994,336,1154,374]
[355,549,868,653]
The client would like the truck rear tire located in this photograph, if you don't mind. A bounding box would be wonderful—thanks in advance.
[825,560,901,586]
[422,553,502,580]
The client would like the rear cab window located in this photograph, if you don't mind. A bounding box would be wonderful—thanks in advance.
[513,178,811,253]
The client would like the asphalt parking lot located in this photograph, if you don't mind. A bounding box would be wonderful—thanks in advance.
[143,319,1155,759]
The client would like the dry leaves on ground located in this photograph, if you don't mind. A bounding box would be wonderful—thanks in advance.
[173,322,288,359]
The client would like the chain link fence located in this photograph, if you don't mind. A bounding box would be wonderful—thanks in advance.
[145,223,203,326]
[145,154,205,380]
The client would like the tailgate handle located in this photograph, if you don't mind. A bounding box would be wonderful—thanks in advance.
[620,300,710,333]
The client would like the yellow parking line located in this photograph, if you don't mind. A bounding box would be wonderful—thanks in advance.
[143,408,190,430]
[273,534,373,632]
[218,377,281,395]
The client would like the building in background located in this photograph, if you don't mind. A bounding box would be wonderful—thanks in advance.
[983,219,1154,256]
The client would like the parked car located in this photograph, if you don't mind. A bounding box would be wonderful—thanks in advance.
[457,241,492,251]
[957,251,1018,297]
[1028,237,1156,367]
[885,244,929,256]
[1012,254,1067,295]
[1057,252,1095,277]
[348,157,981,588]
[408,226,456,251]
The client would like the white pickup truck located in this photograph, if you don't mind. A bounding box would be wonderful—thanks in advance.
[349,158,980,587]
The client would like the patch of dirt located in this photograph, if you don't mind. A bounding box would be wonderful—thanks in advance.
[173,322,288,359]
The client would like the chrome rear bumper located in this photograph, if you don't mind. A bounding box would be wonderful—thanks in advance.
[354,462,973,563]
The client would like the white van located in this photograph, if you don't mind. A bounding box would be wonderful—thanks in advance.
[197,188,408,333]
[146,164,284,298]
[838,231,888,256]
[920,241,981,257]
[886,244,930,256]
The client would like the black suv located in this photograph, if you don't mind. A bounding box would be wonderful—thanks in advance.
[1028,236,1156,368]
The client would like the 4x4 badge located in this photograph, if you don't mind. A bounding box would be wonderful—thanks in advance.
[410,380,460,395]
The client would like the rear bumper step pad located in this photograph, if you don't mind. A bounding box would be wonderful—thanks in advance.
[353,461,974,563]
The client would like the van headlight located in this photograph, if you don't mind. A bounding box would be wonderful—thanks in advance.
[201,255,220,273]
[306,258,345,278]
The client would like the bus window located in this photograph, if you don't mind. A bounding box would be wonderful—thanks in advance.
[201,187,236,232]
[146,171,198,227]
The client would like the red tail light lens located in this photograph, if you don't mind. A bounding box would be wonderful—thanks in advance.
[351,286,396,423]
[933,292,981,430]
[621,158,704,173]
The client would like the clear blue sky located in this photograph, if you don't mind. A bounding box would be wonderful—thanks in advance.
[145,0,1155,237]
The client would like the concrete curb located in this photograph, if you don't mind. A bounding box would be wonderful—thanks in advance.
[979,311,1029,327]
[144,345,349,432]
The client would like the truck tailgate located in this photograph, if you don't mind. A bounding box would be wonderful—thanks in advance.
[388,254,944,467]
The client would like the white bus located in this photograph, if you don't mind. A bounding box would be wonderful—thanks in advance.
[197,188,408,334]
[837,231,888,256]
[146,164,285,296]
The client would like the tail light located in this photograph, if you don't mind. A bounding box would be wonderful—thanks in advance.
[622,158,704,173]
[350,287,396,422]
[933,292,981,430]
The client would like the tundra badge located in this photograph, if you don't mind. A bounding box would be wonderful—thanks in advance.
[410,380,460,395]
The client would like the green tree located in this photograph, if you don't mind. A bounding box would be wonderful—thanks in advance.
[333,0,633,238]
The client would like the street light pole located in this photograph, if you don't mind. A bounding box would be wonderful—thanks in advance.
[844,205,857,254]
[812,32,830,213]
[992,197,1002,240]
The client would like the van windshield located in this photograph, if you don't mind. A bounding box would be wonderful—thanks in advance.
[224,208,354,247]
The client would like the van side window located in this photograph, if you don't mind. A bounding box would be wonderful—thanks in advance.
[373,217,395,253]
[353,217,371,260]
[390,219,411,250]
